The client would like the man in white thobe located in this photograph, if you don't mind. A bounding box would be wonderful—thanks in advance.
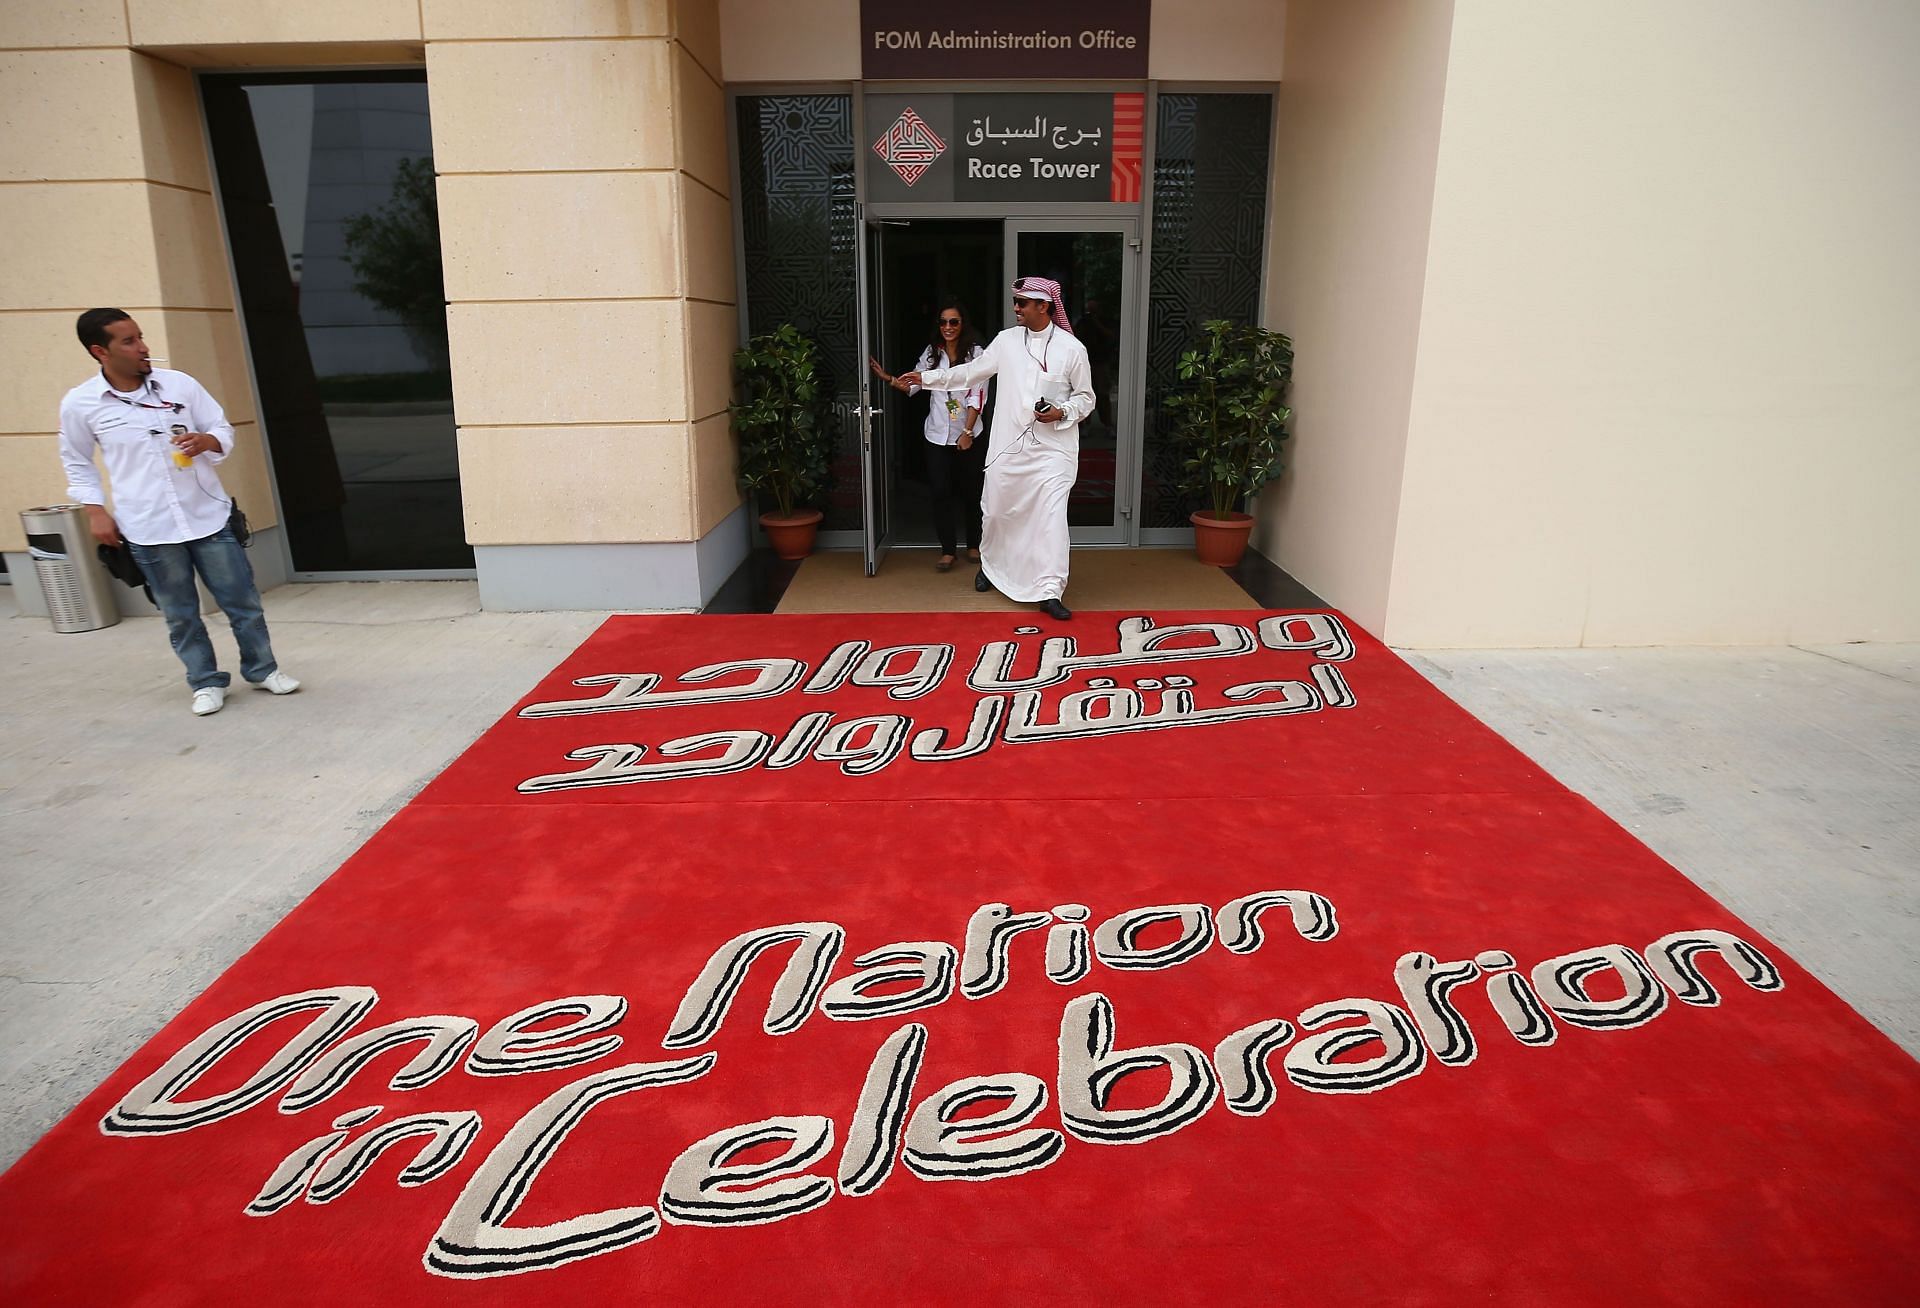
[902,276,1094,621]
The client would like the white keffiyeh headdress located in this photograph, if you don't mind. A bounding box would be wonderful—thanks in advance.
[1011,276,1073,334]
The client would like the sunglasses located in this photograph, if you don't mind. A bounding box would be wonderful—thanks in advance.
[1012,297,1038,308]
[939,317,962,326]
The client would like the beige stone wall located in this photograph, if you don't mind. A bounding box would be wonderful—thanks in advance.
[0,0,735,560]
[1258,0,1456,635]
[1385,0,1920,646]
[0,26,274,552]
[1264,0,1918,647]
[1150,0,1286,80]
[429,0,739,546]
[719,0,859,82]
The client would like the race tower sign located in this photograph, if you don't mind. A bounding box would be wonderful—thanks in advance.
[862,0,1150,80]
[865,93,1144,205]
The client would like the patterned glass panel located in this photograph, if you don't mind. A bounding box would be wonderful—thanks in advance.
[1143,94,1273,529]
[735,95,861,531]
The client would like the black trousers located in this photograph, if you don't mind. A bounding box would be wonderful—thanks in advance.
[924,438,984,555]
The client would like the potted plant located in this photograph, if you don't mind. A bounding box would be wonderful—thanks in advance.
[732,323,835,559]
[1165,319,1294,567]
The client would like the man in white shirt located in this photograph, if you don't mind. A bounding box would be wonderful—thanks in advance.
[58,309,299,716]
[901,276,1095,621]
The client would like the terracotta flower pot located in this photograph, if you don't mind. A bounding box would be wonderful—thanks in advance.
[760,508,823,560]
[1190,509,1255,567]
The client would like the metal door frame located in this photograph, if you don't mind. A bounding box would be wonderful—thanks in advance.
[854,208,896,576]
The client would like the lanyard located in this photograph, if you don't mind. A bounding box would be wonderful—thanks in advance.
[1022,326,1055,373]
[103,376,183,415]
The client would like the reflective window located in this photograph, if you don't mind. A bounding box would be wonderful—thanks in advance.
[203,73,469,572]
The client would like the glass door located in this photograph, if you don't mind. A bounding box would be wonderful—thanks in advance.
[1005,220,1140,545]
[855,209,895,575]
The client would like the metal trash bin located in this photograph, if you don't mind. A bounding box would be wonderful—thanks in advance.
[21,504,121,632]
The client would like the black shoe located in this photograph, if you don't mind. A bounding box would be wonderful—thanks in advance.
[974,569,993,593]
[1039,598,1072,621]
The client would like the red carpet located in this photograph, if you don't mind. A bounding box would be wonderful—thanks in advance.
[2,611,1916,1304]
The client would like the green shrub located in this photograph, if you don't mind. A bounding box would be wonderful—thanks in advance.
[732,324,835,517]
[1166,319,1294,518]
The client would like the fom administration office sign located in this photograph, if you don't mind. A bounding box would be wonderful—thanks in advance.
[861,0,1150,80]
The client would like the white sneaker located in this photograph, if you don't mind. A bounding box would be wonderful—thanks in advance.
[257,671,301,695]
[191,686,226,716]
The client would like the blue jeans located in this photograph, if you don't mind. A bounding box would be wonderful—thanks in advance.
[127,526,278,690]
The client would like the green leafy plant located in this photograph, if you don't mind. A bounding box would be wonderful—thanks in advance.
[342,157,448,362]
[1165,319,1295,518]
[731,324,835,517]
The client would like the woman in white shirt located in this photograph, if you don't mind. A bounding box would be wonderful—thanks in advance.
[869,300,989,572]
